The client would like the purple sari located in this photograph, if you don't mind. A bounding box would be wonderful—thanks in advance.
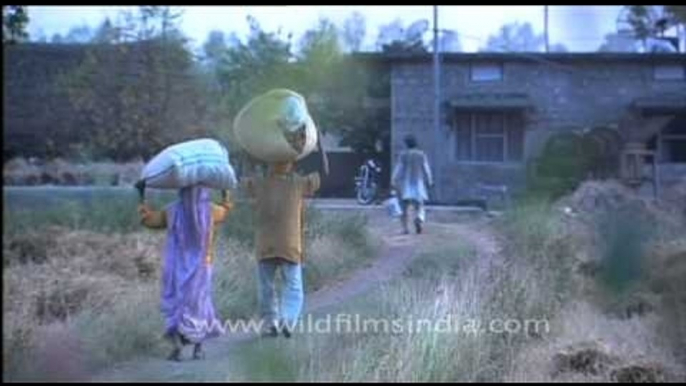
[161,186,223,343]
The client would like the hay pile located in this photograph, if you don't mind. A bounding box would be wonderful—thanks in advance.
[557,180,671,222]
[508,302,684,382]
[559,180,684,233]
[552,340,673,382]
[552,340,619,377]
[553,180,684,273]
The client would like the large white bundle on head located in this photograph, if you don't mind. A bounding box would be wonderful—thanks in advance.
[233,89,319,163]
[141,138,237,190]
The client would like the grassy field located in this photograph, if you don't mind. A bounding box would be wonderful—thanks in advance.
[227,204,577,382]
[4,184,685,382]
[4,187,173,235]
[2,187,378,382]
[226,198,685,382]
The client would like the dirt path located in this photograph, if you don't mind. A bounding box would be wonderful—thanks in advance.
[91,218,501,382]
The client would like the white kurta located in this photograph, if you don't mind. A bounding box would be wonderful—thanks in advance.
[392,149,433,202]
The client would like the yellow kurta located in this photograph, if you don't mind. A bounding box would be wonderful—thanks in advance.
[243,172,320,264]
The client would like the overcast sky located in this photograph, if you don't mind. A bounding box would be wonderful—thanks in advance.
[27,5,625,52]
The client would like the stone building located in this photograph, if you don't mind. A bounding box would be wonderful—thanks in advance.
[356,52,686,203]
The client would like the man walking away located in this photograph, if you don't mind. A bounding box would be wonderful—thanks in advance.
[392,135,434,235]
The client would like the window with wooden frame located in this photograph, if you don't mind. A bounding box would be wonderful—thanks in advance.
[453,111,524,163]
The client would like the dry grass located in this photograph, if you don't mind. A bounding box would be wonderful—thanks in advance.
[5,179,684,382]
[228,182,685,383]
[270,210,581,383]
[266,193,685,383]
[2,209,375,382]
[504,181,686,383]
[2,227,163,381]
[648,238,686,366]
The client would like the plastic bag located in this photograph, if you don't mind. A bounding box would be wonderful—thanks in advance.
[384,194,402,218]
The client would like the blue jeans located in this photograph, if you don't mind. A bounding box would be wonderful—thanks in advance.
[257,258,304,328]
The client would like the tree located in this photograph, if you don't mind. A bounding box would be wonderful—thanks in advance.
[598,32,639,52]
[203,30,226,62]
[549,43,569,52]
[376,19,403,50]
[3,6,29,44]
[61,6,208,160]
[620,6,682,51]
[200,30,239,70]
[216,15,294,104]
[624,6,657,44]
[31,28,48,43]
[376,18,429,53]
[298,18,362,135]
[482,22,544,52]
[335,62,390,161]
[47,20,114,45]
[296,18,391,157]
[92,18,120,43]
[50,33,64,43]
[298,18,343,85]
[200,29,230,89]
[437,29,462,52]
[209,15,297,167]
[299,19,389,156]
[210,16,390,162]
[342,11,366,52]
[665,6,686,24]
[63,24,94,43]
[665,5,686,50]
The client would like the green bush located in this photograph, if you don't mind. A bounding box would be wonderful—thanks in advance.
[595,204,653,294]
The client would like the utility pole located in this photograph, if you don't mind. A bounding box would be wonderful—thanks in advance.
[433,5,441,203]
[544,5,550,52]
